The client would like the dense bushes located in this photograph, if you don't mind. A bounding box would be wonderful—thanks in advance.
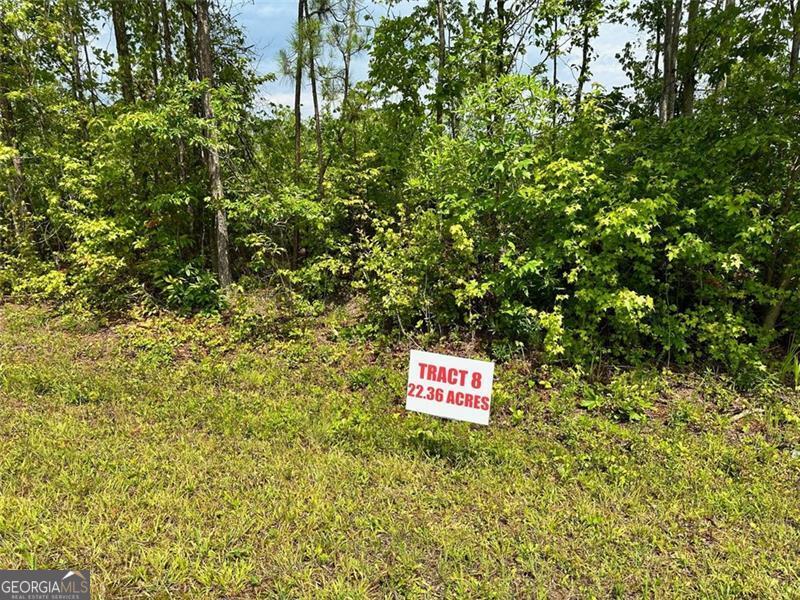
[359,75,798,374]
[1,0,798,380]
[2,72,797,380]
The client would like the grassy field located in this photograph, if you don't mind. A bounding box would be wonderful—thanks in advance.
[1,301,799,598]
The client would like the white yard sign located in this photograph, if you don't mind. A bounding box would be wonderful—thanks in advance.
[405,350,495,425]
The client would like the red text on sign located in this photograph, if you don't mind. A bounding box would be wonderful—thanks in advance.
[417,362,482,389]
[406,383,489,411]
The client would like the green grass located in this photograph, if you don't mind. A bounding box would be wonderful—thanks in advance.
[1,302,799,598]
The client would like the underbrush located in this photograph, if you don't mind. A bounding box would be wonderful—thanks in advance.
[1,301,799,598]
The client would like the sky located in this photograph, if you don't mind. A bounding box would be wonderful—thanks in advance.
[234,0,400,112]
[92,1,640,114]
[232,0,640,115]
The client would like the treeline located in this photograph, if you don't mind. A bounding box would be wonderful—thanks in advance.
[0,0,798,377]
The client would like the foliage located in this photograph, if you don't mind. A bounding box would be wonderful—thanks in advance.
[579,370,659,422]
[358,70,798,378]
[161,262,225,314]
[0,0,798,378]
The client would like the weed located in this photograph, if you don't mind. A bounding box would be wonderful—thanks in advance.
[579,371,657,422]
[1,304,799,597]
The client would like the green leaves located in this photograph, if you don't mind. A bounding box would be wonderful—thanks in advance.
[1,0,798,380]
[357,70,798,374]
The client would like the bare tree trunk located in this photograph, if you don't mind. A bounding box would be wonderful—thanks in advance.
[290,0,305,268]
[80,22,98,114]
[179,0,201,244]
[162,0,183,180]
[182,1,197,81]
[435,0,446,125]
[659,2,672,122]
[790,0,800,79]
[343,52,350,107]
[551,18,558,128]
[679,0,700,116]
[653,19,661,80]
[149,2,160,90]
[309,62,323,200]
[304,2,324,200]
[294,0,304,177]
[69,6,84,103]
[660,0,682,123]
[196,0,232,287]
[716,0,734,92]
[161,0,174,71]
[669,1,682,117]
[69,6,90,142]
[110,0,135,103]
[495,0,507,76]
[480,0,491,80]
[342,4,353,152]
[574,24,591,109]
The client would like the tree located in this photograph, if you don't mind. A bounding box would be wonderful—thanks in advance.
[678,0,700,116]
[659,0,682,122]
[791,0,799,79]
[110,0,135,103]
[196,0,232,287]
[572,0,605,108]
[161,0,174,72]
[435,0,446,125]
[294,0,304,178]
[0,6,33,260]
[329,0,367,111]
[304,0,326,199]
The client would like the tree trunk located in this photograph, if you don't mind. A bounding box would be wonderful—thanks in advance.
[669,1,682,117]
[435,0,446,125]
[338,0,357,155]
[679,0,700,116]
[196,0,232,287]
[660,0,682,123]
[551,18,558,128]
[574,24,591,108]
[182,1,197,81]
[290,0,305,268]
[716,0,734,93]
[161,0,174,71]
[80,23,98,114]
[659,1,673,122]
[310,57,323,200]
[790,0,800,80]
[763,274,793,330]
[69,6,84,103]
[180,0,201,244]
[495,0,506,76]
[653,19,661,81]
[110,0,135,103]
[343,51,350,108]
[479,0,492,80]
[149,2,160,90]
[162,0,183,181]
[304,1,324,200]
[294,0,304,177]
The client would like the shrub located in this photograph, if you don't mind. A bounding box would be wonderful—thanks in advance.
[357,75,797,375]
[161,263,225,314]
